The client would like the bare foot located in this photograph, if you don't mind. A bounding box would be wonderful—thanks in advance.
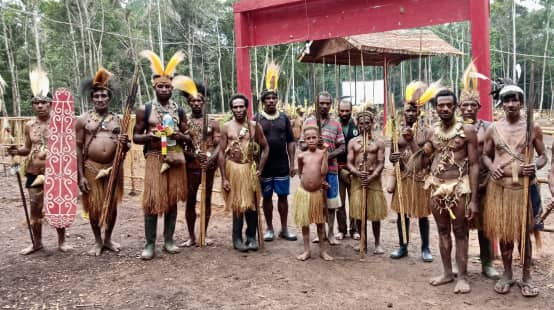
[179,239,196,247]
[328,236,341,246]
[373,245,384,255]
[352,233,360,240]
[88,243,103,256]
[19,244,43,255]
[312,236,319,243]
[430,274,455,286]
[320,251,334,261]
[454,278,471,294]
[297,251,311,261]
[335,232,344,240]
[58,242,72,252]
[103,240,121,252]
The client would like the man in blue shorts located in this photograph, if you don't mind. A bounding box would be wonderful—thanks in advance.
[256,88,297,241]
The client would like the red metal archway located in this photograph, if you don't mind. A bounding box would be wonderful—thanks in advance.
[234,0,492,121]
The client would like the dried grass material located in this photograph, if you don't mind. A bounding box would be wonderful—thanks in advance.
[293,186,325,227]
[350,176,388,221]
[483,178,532,243]
[142,153,187,215]
[82,160,123,221]
[223,160,259,214]
[390,175,431,218]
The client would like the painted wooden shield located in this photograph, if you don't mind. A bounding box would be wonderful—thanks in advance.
[44,88,78,228]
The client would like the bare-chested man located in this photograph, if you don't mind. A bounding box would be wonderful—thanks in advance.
[422,88,479,294]
[347,111,387,254]
[294,125,332,261]
[76,68,130,256]
[389,83,433,262]
[219,94,269,252]
[8,69,70,254]
[482,85,546,297]
[134,50,189,260]
[178,81,220,247]
[458,84,499,279]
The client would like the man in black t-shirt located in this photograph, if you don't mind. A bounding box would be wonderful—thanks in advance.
[337,98,359,240]
[256,91,297,242]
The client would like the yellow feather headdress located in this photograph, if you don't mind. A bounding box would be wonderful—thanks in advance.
[404,81,427,105]
[460,61,488,103]
[265,62,280,91]
[29,69,51,102]
[416,79,442,106]
[172,75,198,98]
[139,50,184,85]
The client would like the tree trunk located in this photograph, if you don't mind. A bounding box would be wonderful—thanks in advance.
[65,0,84,113]
[539,5,552,113]
[2,15,21,116]
[215,18,225,113]
[512,0,517,82]
[32,0,42,69]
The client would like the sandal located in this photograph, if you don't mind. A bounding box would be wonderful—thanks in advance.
[494,279,515,294]
[518,282,539,297]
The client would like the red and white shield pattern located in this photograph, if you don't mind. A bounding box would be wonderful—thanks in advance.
[44,88,78,228]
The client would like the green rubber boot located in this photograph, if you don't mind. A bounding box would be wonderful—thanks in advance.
[141,215,157,260]
[163,210,180,254]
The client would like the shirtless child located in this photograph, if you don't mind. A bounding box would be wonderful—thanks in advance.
[294,126,333,261]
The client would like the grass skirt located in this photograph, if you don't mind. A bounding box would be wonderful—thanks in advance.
[224,160,260,214]
[483,178,532,242]
[390,175,430,218]
[142,153,187,215]
[82,160,123,221]
[350,176,387,221]
[293,186,325,227]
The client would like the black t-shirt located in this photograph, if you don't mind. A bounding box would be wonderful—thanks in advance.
[255,112,294,177]
[337,118,359,165]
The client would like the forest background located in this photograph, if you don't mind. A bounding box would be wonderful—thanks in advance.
[0,0,552,117]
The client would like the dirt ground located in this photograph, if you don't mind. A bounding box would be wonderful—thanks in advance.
[1,147,554,309]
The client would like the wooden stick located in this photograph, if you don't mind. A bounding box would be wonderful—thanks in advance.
[99,65,139,229]
[360,131,367,258]
[199,81,209,247]
[390,94,407,243]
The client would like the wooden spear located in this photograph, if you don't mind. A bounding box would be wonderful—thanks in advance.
[99,65,139,229]
[390,94,408,244]
[360,130,368,258]
[199,78,209,247]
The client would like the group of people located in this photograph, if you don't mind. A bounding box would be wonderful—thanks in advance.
[9,54,548,298]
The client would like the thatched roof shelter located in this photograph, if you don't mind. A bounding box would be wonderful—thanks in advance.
[299,29,462,66]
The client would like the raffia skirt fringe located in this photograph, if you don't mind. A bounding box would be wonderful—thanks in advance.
[82,160,124,221]
[142,153,187,215]
[390,175,430,218]
[224,160,260,214]
[350,176,388,221]
[293,186,325,227]
[483,178,532,243]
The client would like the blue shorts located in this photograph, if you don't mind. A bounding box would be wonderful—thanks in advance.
[261,176,290,197]
[326,173,341,209]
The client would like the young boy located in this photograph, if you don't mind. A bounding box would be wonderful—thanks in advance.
[294,126,333,261]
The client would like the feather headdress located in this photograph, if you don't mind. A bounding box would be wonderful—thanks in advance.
[261,61,280,100]
[460,61,488,104]
[29,69,51,102]
[139,50,184,85]
[172,75,198,98]
[416,80,442,106]
[81,67,117,99]
[404,81,427,105]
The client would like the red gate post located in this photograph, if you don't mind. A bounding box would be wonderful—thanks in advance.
[470,0,492,121]
[234,12,254,117]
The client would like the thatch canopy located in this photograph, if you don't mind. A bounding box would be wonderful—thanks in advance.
[299,29,462,66]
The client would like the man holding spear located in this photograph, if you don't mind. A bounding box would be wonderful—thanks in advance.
[347,110,386,255]
[389,82,435,262]
[220,94,269,252]
[173,78,220,247]
[76,67,132,256]
[482,84,546,297]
